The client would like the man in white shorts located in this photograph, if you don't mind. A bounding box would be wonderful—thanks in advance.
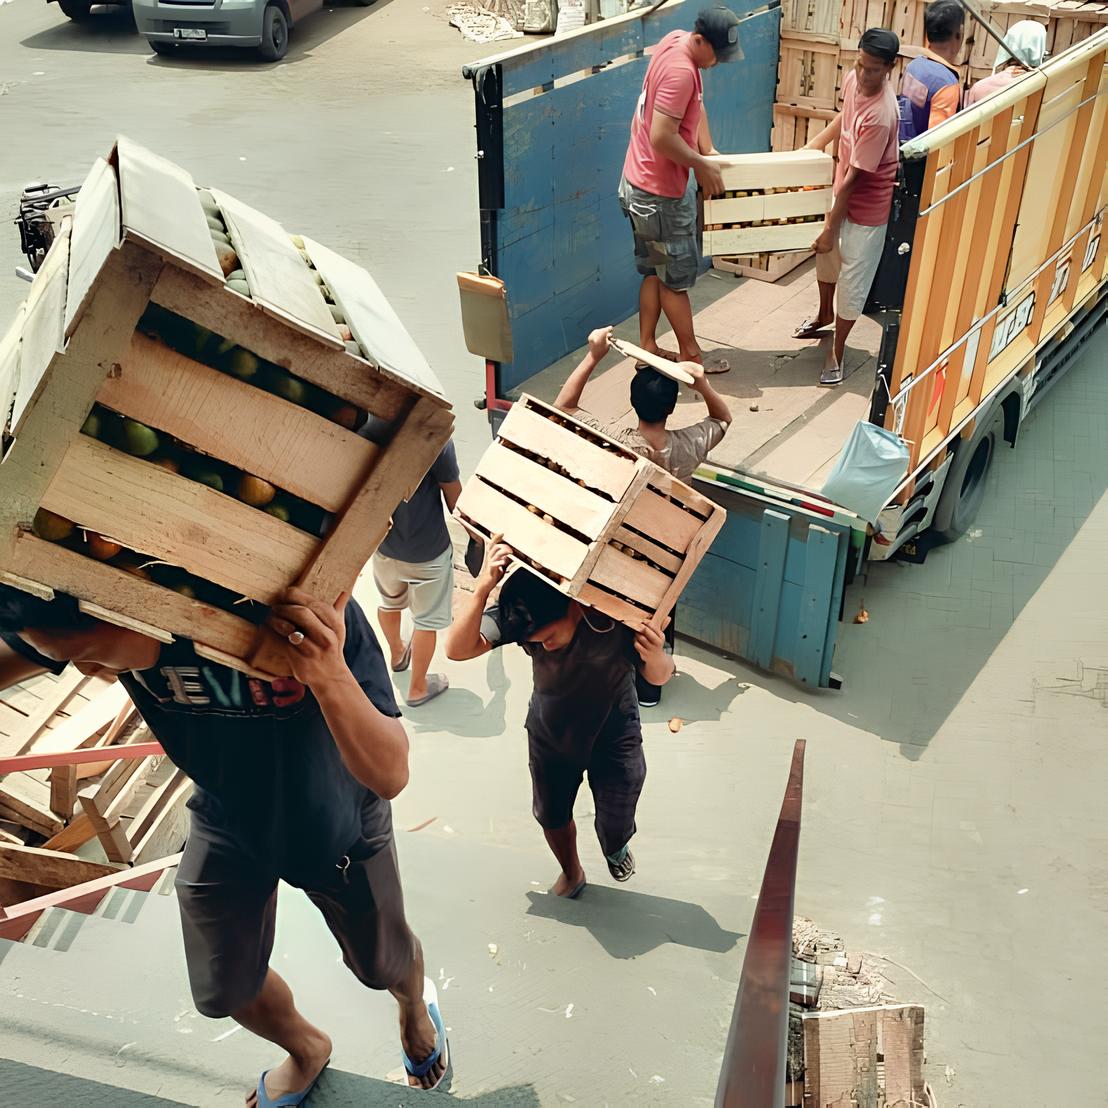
[795,28,901,386]
[366,421,462,707]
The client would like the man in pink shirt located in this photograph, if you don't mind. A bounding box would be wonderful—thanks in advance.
[797,28,901,386]
[619,7,743,372]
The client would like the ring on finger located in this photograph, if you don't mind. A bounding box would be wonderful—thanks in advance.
[288,631,306,647]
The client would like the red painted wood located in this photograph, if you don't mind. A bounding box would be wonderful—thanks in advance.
[0,741,164,775]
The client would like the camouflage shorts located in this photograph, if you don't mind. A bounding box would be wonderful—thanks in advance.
[618,177,700,292]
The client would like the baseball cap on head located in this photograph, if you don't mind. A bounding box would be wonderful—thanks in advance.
[694,6,744,63]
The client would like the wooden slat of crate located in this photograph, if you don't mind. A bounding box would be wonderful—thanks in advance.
[0,302,24,437]
[65,157,120,338]
[116,137,222,286]
[0,244,164,566]
[613,525,683,574]
[456,478,589,580]
[622,487,704,553]
[0,842,120,888]
[707,188,831,226]
[10,224,70,437]
[303,237,446,400]
[589,545,672,608]
[704,221,821,256]
[40,436,318,605]
[778,34,841,109]
[706,150,834,191]
[211,189,343,349]
[497,404,640,501]
[6,534,275,673]
[478,441,615,539]
[151,266,413,422]
[98,333,379,513]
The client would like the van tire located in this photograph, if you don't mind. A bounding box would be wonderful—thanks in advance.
[931,414,1002,543]
[257,4,289,61]
[58,0,93,18]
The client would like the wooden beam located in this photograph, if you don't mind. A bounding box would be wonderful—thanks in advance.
[0,842,120,888]
[0,740,163,775]
[8,670,89,756]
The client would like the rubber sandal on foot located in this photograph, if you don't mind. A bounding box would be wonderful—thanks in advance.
[392,641,412,673]
[254,1060,329,1107]
[793,317,833,339]
[406,673,449,707]
[607,847,636,882]
[402,977,450,1091]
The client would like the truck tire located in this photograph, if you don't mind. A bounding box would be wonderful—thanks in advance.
[257,4,289,61]
[931,413,1002,543]
[58,0,93,18]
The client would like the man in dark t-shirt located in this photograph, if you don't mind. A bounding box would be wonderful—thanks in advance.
[446,538,674,898]
[0,584,449,1100]
[362,418,461,709]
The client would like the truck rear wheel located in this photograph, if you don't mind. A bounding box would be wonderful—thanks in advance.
[58,0,93,18]
[931,413,1002,543]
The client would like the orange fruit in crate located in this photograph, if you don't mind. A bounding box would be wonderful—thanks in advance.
[87,533,122,560]
[33,508,74,542]
[238,474,277,507]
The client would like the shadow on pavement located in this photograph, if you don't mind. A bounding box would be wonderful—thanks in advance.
[524,884,742,959]
[405,650,509,739]
[20,4,149,55]
[308,1066,540,1105]
[0,1058,189,1105]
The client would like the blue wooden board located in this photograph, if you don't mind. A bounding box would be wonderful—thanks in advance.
[679,485,851,688]
[482,2,781,392]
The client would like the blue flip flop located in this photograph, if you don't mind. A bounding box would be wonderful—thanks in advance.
[402,977,450,1090]
[254,1060,329,1107]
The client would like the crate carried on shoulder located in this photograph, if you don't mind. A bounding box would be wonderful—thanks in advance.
[0,137,453,678]
[455,396,725,628]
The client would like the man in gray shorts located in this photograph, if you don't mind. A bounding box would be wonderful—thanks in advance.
[619,7,742,369]
[365,420,461,708]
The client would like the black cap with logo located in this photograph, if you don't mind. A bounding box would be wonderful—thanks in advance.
[694,6,744,63]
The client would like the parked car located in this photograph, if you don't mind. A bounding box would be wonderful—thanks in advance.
[48,0,128,20]
[133,0,372,61]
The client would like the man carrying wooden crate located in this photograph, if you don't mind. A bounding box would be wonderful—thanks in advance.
[619,6,743,372]
[796,28,901,386]
[447,543,674,897]
[0,585,450,1099]
[552,326,732,707]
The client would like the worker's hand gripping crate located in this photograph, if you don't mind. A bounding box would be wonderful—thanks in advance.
[454,395,726,628]
[702,149,834,257]
[0,137,453,679]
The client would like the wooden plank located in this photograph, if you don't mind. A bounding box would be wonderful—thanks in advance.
[705,150,834,191]
[588,545,672,608]
[644,504,725,630]
[65,157,120,338]
[297,397,454,602]
[211,189,342,347]
[704,221,820,257]
[116,136,222,284]
[6,534,271,673]
[750,510,790,670]
[612,525,683,574]
[476,442,616,539]
[456,478,589,580]
[623,488,703,553]
[701,193,767,226]
[0,302,25,437]
[793,525,840,686]
[41,435,319,605]
[48,764,78,819]
[130,769,191,865]
[0,841,120,889]
[40,812,96,854]
[25,682,129,757]
[302,237,446,399]
[6,669,87,756]
[0,244,163,565]
[150,267,416,422]
[11,226,70,437]
[99,332,379,513]
[0,774,63,837]
[497,404,639,501]
[576,583,654,624]
[703,188,831,226]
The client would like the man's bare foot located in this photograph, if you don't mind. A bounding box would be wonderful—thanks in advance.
[400,1000,445,1090]
[245,1028,332,1106]
[552,867,586,898]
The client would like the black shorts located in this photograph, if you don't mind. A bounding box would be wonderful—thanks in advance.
[528,728,646,858]
[175,816,416,1018]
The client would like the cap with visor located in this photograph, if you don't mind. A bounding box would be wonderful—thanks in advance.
[694,6,744,63]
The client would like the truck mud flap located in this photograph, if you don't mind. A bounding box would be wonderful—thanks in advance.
[680,477,863,689]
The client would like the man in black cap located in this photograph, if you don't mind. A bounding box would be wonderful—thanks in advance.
[796,28,901,386]
[619,7,743,374]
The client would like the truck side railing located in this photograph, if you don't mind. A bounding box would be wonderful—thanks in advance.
[885,28,1108,484]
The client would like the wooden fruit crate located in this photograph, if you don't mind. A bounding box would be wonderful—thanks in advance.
[777,31,841,110]
[0,137,453,679]
[702,151,833,257]
[454,396,726,629]
[772,103,837,152]
[712,249,814,282]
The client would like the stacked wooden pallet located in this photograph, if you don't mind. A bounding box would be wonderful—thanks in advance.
[0,674,181,922]
[724,0,1108,281]
[0,137,453,679]
[454,395,725,629]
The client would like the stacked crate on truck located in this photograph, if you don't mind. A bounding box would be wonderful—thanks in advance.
[455,395,726,628]
[0,137,453,678]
